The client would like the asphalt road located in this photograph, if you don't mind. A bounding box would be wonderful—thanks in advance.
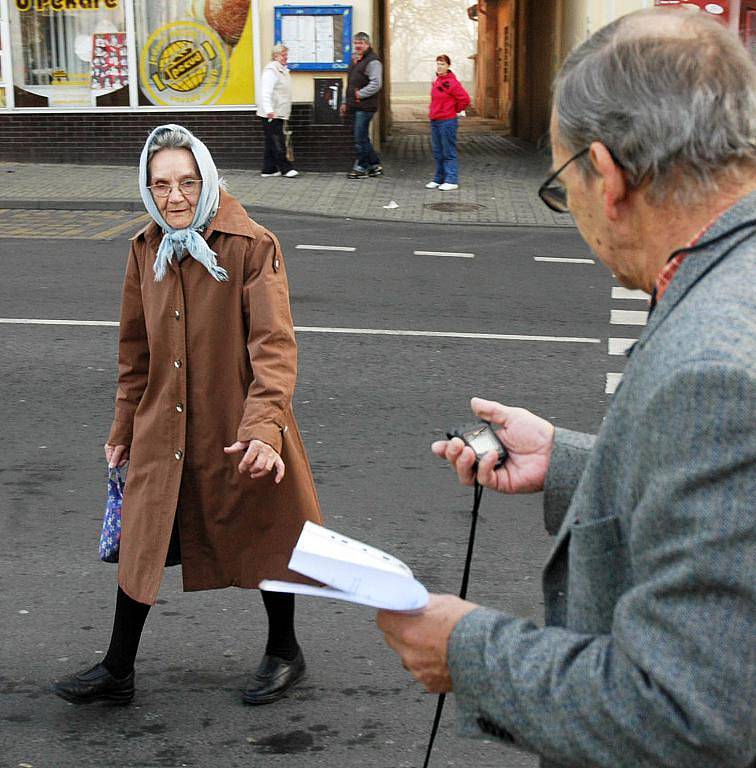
[0,211,631,767]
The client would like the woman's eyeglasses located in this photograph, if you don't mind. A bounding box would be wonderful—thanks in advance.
[537,147,589,213]
[148,179,202,198]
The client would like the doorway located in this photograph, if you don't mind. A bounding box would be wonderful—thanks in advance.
[384,0,478,134]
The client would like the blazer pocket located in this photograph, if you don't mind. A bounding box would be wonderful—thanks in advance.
[570,514,622,560]
[567,515,627,634]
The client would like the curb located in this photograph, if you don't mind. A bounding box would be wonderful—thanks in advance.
[0,199,575,229]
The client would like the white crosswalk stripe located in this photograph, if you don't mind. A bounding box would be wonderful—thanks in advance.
[606,286,650,393]
[611,309,649,325]
[608,338,636,356]
[605,372,623,394]
[611,287,650,300]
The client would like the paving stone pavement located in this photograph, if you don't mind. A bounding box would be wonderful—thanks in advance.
[0,133,574,228]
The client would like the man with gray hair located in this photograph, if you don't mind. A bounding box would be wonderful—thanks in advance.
[341,31,383,179]
[378,9,755,768]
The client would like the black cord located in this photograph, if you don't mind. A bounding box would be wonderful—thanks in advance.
[421,481,484,768]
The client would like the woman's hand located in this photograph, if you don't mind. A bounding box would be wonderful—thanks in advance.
[431,397,555,494]
[105,443,129,469]
[224,439,285,483]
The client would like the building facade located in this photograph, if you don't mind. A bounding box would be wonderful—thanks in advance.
[470,0,755,145]
[0,0,380,168]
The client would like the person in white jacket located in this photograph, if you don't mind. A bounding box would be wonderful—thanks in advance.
[258,44,298,178]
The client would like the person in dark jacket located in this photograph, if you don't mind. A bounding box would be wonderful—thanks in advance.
[340,32,383,179]
[426,55,470,191]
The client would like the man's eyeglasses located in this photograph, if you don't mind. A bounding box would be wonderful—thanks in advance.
[148,179,202,198]
[538,147,589,213]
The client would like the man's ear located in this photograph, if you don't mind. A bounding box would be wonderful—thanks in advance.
[589,142,626,221]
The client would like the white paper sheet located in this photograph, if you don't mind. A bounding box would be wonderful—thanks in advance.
[260,522,430,611]
[259,579,428,611]
[314,16,334,62]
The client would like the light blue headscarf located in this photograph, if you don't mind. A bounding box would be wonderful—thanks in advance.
[138,124,229,282]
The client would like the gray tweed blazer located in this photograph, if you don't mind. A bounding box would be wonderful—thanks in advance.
[447,191,756,768]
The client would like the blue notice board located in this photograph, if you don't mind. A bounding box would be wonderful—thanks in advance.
[274,5,352,71]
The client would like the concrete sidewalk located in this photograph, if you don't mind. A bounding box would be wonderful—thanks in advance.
[0,132,573,228]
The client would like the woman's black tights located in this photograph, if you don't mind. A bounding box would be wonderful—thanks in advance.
[261,590,299,661]
[102,586,150,679]
[101,587,299,678]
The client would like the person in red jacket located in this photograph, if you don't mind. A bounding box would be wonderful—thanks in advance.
[426,55,471,191]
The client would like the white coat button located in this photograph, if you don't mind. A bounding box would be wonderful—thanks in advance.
[174,359,182,368]
[174,450,183,460]
[176,403,184,413]
[174,310,180,320]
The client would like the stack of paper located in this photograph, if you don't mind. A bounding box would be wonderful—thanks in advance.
[260,522,429,611]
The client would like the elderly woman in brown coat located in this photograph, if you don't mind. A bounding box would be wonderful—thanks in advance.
[53,124,321,706]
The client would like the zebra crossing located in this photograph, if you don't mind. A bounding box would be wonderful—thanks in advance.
[606,284,650,393]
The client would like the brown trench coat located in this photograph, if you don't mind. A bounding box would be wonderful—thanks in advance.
[108,190,321,605]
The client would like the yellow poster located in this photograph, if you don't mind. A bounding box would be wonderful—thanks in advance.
[135,0,254,107]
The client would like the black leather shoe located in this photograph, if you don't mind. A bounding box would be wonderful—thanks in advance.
[242,650,305,705]
[52,663,135,705]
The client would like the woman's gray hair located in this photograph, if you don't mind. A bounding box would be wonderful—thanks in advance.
[271,43,287,58]
[146,126,193,164]
[145,125,226,189]
[554,9,756,204]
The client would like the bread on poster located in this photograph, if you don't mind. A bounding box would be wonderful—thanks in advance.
[204,0,251,46]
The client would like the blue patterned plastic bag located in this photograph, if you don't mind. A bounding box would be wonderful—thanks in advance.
[99,467,124,563]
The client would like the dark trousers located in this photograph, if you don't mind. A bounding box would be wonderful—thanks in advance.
[260,117,293,174]
[352,109,380,171]
[430,118,459,184]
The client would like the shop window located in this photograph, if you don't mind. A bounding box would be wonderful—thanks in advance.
[9,0,128,108]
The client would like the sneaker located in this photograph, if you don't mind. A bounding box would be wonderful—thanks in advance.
[283,169,299,178]
[261,171,282,178]
[367,164,384,177]
[438,182,459,191]
[347,169,369,179]
[425,181,440,189]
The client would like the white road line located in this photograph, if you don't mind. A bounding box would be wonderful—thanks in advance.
[413,250,475,259]
[611,287,650,300]
[295,244,356,252]
[608,338,637,356]
[0,318,120,326]
[0,318,600,345]
[533,256,595,264]
[295,327,599,343]
[606,372,623,394]
[611,309,648,326]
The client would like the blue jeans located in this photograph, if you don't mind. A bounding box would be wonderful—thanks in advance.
[353,110,380,171]
[430,118,459,184]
